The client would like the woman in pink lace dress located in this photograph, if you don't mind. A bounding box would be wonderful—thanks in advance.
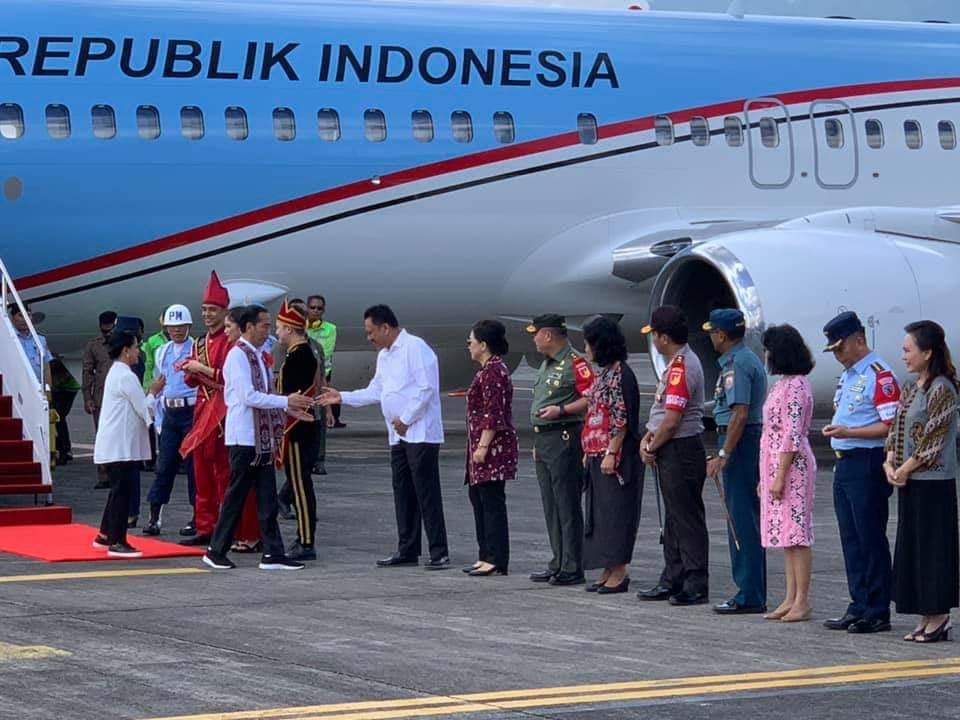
[759,325,817,623]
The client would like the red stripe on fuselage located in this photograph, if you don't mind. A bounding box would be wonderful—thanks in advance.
[16,76,960,290]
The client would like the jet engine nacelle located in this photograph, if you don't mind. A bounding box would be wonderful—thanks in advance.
[648,209,960,415]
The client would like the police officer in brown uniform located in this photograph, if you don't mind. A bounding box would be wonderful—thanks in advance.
[527,314,594,586]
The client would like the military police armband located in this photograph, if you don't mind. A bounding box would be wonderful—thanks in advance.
[873,368,901,424]
[663,356,689,411]
[572,355,594,395]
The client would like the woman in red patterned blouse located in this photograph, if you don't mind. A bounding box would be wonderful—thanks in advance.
[464,320,518,576]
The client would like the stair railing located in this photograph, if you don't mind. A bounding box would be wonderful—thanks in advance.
[0,255,51,487]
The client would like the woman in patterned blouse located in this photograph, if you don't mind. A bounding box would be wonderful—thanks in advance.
[580,317,641,595]
[464,320,518,576]
[885,321,959,643]
[758,325,816,622]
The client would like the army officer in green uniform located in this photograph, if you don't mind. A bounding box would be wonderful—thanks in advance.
[528,314,594,586]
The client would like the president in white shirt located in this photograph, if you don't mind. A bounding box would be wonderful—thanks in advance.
[320,304,450,570]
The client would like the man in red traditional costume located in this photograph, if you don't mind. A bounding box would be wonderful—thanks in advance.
[178,271,233,546]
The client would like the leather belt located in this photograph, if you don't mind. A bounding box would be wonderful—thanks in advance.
[834,447,881,459]
[533,422,582,434]
[164,397,197,409]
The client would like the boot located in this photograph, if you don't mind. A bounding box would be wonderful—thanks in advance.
[143,503,162,536]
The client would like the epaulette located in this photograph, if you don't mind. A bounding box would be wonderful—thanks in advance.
[671,354,685,365]
[870,361,884,373]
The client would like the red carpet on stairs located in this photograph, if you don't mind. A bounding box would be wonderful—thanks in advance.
[0,524,206,562]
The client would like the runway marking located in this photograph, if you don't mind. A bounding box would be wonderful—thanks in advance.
[143,657,960,720]
[0,641,71,661]
[0,568,207,584]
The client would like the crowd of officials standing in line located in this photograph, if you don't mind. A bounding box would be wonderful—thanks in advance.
[8,274,959,644]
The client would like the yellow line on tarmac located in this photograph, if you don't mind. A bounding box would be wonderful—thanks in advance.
[143,657,960,720]
[0,568,207,584]
[0,641,71,661]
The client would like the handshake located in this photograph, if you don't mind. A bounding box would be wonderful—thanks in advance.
[285,387,341,422]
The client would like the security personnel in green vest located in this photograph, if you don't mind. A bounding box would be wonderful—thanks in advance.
[528,314,594,586]
[704,308,768,614]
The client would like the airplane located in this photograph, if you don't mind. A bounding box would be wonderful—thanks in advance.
[2,0,960,412]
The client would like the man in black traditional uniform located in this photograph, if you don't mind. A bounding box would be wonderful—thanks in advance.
[275,299,320,562]
[527,313,594,587]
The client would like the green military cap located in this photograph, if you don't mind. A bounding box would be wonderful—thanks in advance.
[526,313,567,334]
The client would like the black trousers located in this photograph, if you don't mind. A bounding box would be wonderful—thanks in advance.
[391,441,449,561]
[284,435,319,547]
[51,389,76,457]
[209,446,286,558]
[147,406,196,509]
[656,435,708,595]
[98,461,138,545]
[468,481,509,569]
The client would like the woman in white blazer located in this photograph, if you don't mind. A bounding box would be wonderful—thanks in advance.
[93,331,164,557]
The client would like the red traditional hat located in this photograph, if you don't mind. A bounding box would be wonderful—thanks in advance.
[276,298,306,330]
[202,270,230,308]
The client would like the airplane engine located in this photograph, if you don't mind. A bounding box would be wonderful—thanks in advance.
[647,210,960,415]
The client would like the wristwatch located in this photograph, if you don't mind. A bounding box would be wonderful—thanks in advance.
[718,448,727,459]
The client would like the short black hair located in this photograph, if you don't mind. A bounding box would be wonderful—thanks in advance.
[725,325,746,342]
[649,305,689,345]
[307,294,326,306]
[226,306,247,326]
[107,330,138,360]
[238,305,268,332]
[6,303,25,317]
[289,297,305,306]
[364,304,399,328]
[583,316,628,367]
[762,324,814,376]
[99,310,118,326]
[472,319,509,356]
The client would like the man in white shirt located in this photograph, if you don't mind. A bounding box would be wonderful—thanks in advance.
[203,305,314,571]
[320,304,450,570]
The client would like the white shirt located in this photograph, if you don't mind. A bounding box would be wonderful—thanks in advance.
[93,362,154,464]
[341,329,444,446]
[223,338,288,447]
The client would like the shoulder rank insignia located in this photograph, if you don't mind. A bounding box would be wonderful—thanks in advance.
[870,361,884,373]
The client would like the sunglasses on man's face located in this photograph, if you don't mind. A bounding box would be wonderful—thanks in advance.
[309,305,324,311]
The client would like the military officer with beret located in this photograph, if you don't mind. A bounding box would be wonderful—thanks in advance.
[704,308,768,614]
[528,314,593,586]
[821,311,901,634]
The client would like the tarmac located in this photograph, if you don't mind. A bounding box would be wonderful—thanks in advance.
[2,362,960,719]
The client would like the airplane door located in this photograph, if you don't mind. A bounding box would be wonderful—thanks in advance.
[810,100,859,189]
[745,98,794,189]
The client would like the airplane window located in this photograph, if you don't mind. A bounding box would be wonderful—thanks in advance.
[364,109,387,142]
[578,113,598,145]
[938,120,956,150]
[723,116,744,147]
[273,108,296,141]
[825,118,844,149]
[92,104,116,140]
[225,106,248,141]
[181,106,204,140]
[759,117,779,148]
[904,120,922,149]
[412,110,434,143]
[864,118,884,149]
[317,108,340,142]
[136,105,160,140]
[0,103,24,140]
[451,111,473,143]
[493,111,515,144]
[690,116,710,147]
[654,115,674,146]
[45,104,71,140]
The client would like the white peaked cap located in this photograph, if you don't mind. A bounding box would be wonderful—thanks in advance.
[162,304,193,326]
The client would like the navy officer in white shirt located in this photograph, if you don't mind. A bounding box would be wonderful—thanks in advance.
[319,304,451,570]
[203,305,315,571]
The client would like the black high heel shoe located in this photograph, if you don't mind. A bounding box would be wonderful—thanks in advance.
[917,618,952,643]
[468,566,507,576]
[596,577,630,595]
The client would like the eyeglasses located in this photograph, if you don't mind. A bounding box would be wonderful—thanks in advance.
[308,305,324,310]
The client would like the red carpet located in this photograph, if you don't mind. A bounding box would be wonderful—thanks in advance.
[0,523,206,562]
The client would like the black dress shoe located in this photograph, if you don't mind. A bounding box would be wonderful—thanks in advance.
[312,462,328,476]
[638,583,674,601]
[179,533,211,547]
[669,590,709,606]
[287,543,317,561]
[549,572,586,586]
[713,599,767,615]
[376,554,419,567]
[847,617,891,634]
[529,569,556,583]
[823,612,861,630]
[278,503,296,521]
[597,577,631,595]
[179,521,197,537]
[142,521,160,537]
[94,479,110,490]
[424,556,451,570]
[468,565,507,576]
